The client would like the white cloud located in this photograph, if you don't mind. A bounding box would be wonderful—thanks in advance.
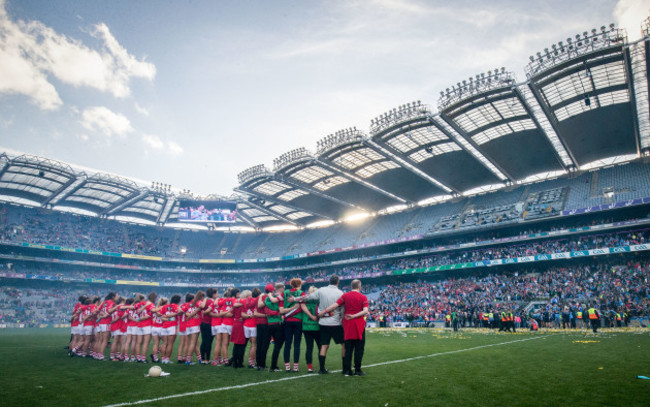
[80,106,133,140]
[134,102,150,116]
[142,133,183,155]
[142,133,164,149]
[0,0,155,109]
[614,0,650,40]
[167,141,183,155]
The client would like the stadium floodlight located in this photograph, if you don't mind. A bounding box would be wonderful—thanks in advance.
[525,22,628,78]
[272,147,312,172]
[438,69,516,110]
[643,16,650,37]
[237,164,271,185]
[316,127,365,155]
[369,100,431,134]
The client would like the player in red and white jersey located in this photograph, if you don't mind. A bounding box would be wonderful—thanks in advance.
[211,295,226,365]
[230,289,247,368]
[150,297,167,363]
[68,295,87,357]
[123,294,144,362]
[199,288,218,364]
[135,292,157,363]
[218,288,235,365]
[94,292,118,360]
[182,291,205,365]
[177,294,192,363]
[80,297,100,357]
[244,288,261,368]
[109,297,127,361]
[203,295,227,366]
[254,284,276,370]
[159,294,183,364]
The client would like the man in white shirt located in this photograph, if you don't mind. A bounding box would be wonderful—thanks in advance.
[291,275,344,374]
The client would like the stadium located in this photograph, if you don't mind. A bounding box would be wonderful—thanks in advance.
[2,2,650,407]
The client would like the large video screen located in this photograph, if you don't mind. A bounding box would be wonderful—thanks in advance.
[177,200,237,223]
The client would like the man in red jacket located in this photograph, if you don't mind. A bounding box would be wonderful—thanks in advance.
[318,279,369,376]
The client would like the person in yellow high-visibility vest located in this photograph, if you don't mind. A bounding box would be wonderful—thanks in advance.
[587,305,600,333]
[576,310,583,329]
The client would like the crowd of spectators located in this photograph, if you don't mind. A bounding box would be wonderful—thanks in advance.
[0,203,639,261]
[0,206,173,257]
[369,260,650,326]
[2,228,649,288]
[2,258,648,328]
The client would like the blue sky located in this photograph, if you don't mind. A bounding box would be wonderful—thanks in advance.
[0,0,648,196]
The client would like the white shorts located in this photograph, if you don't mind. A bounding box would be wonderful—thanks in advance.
[160,326,177,336]
[81,325,94,336]
[211,326,220,336]
[185,325,200,335]
[151,327,163,337]
[96,324,109,333]
[111,330,123,337]
[218,325,232,335]
[71,325,82,335]
[136,326,152,336]
[244,326,257,338]
[127,326,138,336]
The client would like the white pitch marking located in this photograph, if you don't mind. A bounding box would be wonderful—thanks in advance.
[102,335,547,407]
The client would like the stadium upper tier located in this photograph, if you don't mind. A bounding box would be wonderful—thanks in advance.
[3,19,650,229]
[2,160,650,261]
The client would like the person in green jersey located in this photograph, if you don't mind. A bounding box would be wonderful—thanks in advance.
[265,283,286,372]
[301,286,321,373]
[282,278,304,372]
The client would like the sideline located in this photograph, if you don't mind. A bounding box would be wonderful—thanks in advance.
[102,335,548,407]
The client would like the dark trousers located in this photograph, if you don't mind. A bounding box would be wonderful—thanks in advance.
[269,323,285,369]
[303,330,321,365]
[591,319,599,333]
[200,322,213,361]
[452,320,459,332]
[284,320,302,364]
[256,324,270,368]
[232,340,248,368]
[343,331,365,373]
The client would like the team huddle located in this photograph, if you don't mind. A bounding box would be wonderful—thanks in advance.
[68,276,370,376]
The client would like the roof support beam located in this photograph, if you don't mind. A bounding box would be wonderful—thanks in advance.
[429,115,513,182]
[235,186,333,220]
[526,83,582,167]
[365,138,459,195]
[0,158,10,179]
[240,198,299,226]
[40,176,79,207]
[235,209,260,229]
[515,85,576,168]
[157,197,176,225]
[273,173,365,211]
[624,41,646,155]
[314,158,410,204]
[103,189,150,216]
[47,176,87,207]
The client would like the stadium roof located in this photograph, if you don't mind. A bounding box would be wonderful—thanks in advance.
[2,19,650,230]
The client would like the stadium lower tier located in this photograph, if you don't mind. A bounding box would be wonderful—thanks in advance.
[2,256,648,328]
[2,160,650,262]
[1,227,648,287]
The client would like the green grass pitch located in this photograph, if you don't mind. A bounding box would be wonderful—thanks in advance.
[1,328,650,406]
